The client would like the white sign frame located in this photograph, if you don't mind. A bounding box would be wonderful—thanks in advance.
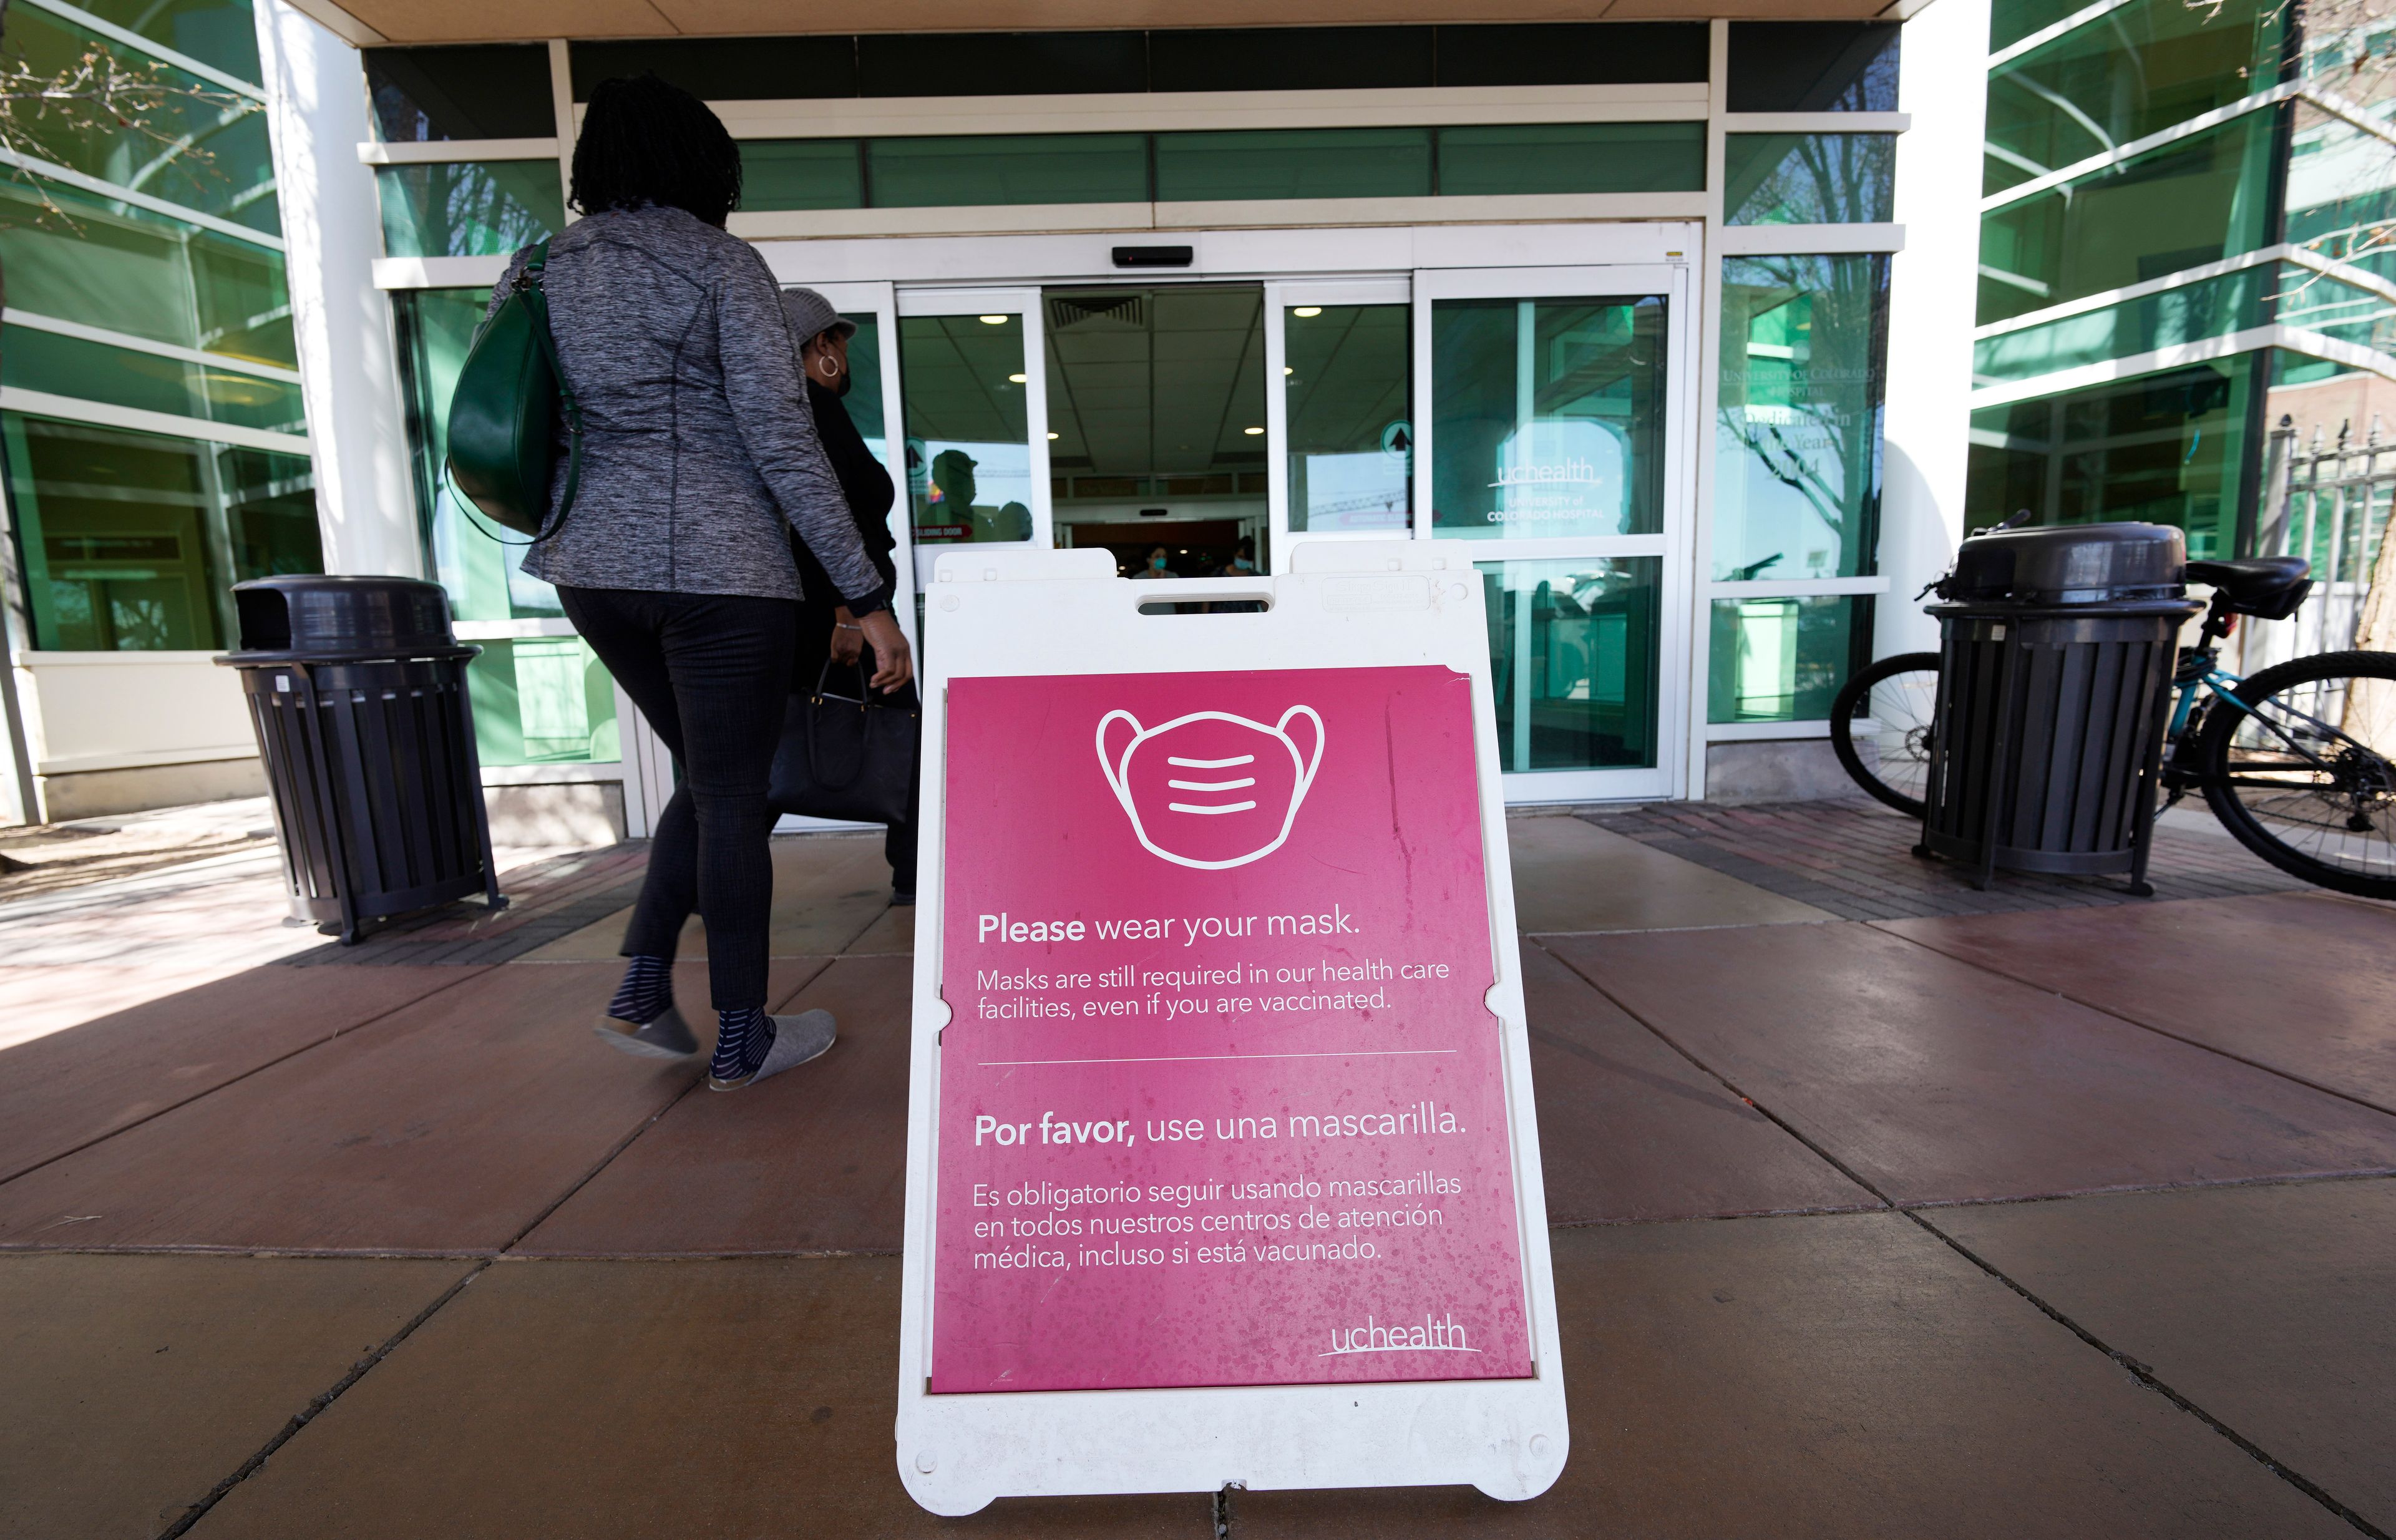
[896,540,1567,1515]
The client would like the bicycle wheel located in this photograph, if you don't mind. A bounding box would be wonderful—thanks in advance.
[1829,651,1941,817]
[2198,648,2396,899]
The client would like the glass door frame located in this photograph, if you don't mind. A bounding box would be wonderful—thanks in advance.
[892,285,1053,592]
[1405,262,1697,804]
[1264,276,1415,567]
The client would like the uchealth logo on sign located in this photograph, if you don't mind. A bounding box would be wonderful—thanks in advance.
[1096,705,1324,870]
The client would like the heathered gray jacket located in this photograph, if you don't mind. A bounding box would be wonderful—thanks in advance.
[490,205,889,611]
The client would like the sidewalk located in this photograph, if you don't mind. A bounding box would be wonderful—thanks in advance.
[3,802,2392,1538]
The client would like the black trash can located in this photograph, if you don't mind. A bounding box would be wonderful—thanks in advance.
[216,576,505,942]
[1920,524,2204,893]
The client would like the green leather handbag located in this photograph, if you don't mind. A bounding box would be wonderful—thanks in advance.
[445,238,582,540]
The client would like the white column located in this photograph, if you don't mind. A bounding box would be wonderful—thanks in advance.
[1879,0,1990,658]
[254,0,424,579]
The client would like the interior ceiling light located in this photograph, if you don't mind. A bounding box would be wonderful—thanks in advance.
[978,314,1008,324]
[1047,431,1061,439]
[1292,306,1322,318]
[1244,426,1264,436]
[1283,366,1294,375]
[1008,373,1027,383]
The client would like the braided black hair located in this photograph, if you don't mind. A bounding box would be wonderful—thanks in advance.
[568,74,743,227]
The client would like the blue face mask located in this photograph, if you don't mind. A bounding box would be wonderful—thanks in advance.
[1231,557,1254,572]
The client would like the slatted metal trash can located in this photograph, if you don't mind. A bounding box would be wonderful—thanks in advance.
[216,576,505,942]
[1920,524,2204,894]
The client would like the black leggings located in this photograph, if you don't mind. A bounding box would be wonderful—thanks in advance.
[557,585,796,1011]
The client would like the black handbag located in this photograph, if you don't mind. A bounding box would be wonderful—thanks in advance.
[767,661,917,824]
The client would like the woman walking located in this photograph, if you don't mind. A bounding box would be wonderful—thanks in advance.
[780,288,920,903]
[492,74,910,1090]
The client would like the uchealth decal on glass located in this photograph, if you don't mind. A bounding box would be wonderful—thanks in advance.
[933,666,1532,1393]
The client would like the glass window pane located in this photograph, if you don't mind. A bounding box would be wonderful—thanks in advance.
[1,324,307,434]
[1977,113,2278,325]
[1965,356,2257,559]
[460,636,621,768]
[1430,295,1667,539]
[900,312,1034,545]
[376,162,562,259]
[73,0,260,83]
[1708,595,1872,723]
[572,37,859,102]
[1,413,320,651]
[839,313,886,443]
[2276,267,2396,357]
[1985,0,2282,197]
[0,177,295,367]
[4,6,278,233]
[366,44,556,142]
[1151,28,1432,91]
[1726,23,1901,111]
[1156,129,1431,202]
[1725,133,1896,225]
[1479,557,1662,771]
[743,140,865,211]
[854,32,1147,98]
[1437,123,1704,196]
[1715,255,1889,581]
[869,135,1146,208]
[1286,303,1410,534]
[393,288,563,621]
[2288,95,2396,290]
[1972,266,2269,385]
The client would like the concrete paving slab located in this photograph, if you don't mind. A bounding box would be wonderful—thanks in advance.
[519,837,890,961]
[1235,1212,2355,1539]
[1521,943,1877,1223]
[1880,892,2396,1114]
[0,1252,467,1540]
[1928,1177,2396,1533]
[184,1256,1207,1539]
[0,960,823,1254]
[845,900,914,954]
[1507,814,1835,934]
[0,965,482,1184]
[517,955,910,1256]
[1543,924,2396,1205]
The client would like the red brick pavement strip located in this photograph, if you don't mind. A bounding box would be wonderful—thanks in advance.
[1584,800,2310,922]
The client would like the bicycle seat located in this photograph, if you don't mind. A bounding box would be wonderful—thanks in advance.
[2186,557,2312,620]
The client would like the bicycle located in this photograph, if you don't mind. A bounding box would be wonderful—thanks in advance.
[1829,554,2396,900]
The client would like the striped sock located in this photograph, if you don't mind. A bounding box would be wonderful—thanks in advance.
[606,955,674,1025]
[709,1006,776,1081]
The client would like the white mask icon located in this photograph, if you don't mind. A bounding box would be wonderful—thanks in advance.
[1096,706,1325,870]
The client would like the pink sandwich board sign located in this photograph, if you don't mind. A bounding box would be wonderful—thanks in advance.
[896,543,1567,1514]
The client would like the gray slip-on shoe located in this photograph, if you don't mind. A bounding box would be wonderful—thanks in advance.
[706,1009,837,1091]
[594,1005,700,1060]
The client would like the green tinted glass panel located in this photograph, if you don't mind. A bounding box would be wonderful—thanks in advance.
[1438,122,1705,195]
[1715,255,1888,581]
[4,6,278,232]
[1156,129,1429,201]
[900,312,1034,544]
[1972,266,2269,385]
[394,288,563,622]
[72,0,260,82]
[1979,113,2279,325]
[1707,595,1871,723]
[2288,97,2396,288]
[377,162,562,259]
[1965,356,2257,559]
[1287,304,1410,533]
[0,176,293,366]
[743,140,865,210]
[2276,268,2396,356]
[1430,295,1666,539]
[1992,0,2100,52]
[1,412,319,651]
[1985,0,2284,197]
[839,313,885,442]
[869,135,1146,208]
[461,636,621,768]
[1479,557,1662,771]
[1725,133,1896,224]
[1,325,305,434]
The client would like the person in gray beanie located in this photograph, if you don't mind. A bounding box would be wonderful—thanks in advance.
[781,286,919,903]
